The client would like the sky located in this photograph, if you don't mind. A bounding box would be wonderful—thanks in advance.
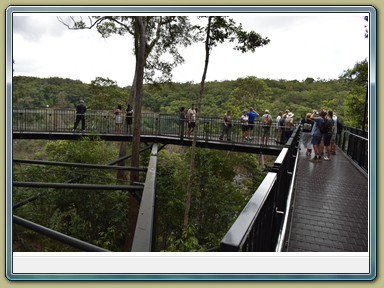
[12,13,369,87]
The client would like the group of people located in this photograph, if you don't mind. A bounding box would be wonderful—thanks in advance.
[74,100,339,156]
[301,109,338,161]
[179,104,276,144]
[275,110,295,144]
[113,104,134,133]
[179,104,197,138]
[72,100,134,133]
[239,107,273,144]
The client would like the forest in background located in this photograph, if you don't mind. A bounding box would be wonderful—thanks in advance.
[12,60,368,251]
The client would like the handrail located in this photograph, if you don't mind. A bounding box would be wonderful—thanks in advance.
[12,109,288,148]
[275,138,300,252]
[131,144,158,252]
[219,126,301,252]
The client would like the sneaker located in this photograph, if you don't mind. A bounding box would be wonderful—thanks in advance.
[323,156,330,161]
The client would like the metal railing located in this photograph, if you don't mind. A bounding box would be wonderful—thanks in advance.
[12,109,287,147]
[12,109,302,252]
[336,125,368,173]
[219,126,301,252]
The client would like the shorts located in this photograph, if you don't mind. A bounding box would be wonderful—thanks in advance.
[323,133,332,146]
[188,122,196,129]
[263,126,271,136]
[242,125,249,132]
[248,121,255,130]
[311,135,322,145]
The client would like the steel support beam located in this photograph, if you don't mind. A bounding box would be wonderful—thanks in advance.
[131,144,158,252]
[13,158,147,171]
[13,215,109,252]
[13,181,143,191]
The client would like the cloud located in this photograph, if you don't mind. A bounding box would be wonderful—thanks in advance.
[13,15,66,42]
[12,13,369,87]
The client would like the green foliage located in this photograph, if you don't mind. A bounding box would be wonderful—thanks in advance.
[12,57,368,251]
[13,76,93,109]
[12,138,132,251]
[165,225,204,252]
[153,146,267,251]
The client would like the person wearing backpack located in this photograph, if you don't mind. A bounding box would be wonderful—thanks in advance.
[301,112,314,157]
[275,111,284,144]
[262,110,272,145]
[283,112,295,144]
[310,110,326,160]
[322,110,335,160]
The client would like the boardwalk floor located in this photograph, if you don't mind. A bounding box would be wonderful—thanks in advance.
[286,143,369,252]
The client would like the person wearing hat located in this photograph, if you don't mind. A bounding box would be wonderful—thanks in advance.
[73,99,87,131]
[283,111,295,144]
[262,109,272,145]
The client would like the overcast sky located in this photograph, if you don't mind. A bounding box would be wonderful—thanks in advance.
[12,13,369,87]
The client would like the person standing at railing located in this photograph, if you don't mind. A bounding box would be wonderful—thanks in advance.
[179,107,186,138]
[322,110,335,161]
[125,104,133,134]
[309,110,326,161]
[246,107,259,140]
[261,110,272,145]
[73,100,87,132]
[114,104,123,133]
[241,110,249,142]
[301,113,314,157]
[219,110,232,141]
[275,111,284,144]
[187,103,197,137]
[283,112,295,144]
[330,111,338,155]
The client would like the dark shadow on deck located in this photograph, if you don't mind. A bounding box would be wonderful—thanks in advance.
[286,144,368,252]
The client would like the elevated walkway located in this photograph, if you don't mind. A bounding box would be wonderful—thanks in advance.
[287,144,368,252]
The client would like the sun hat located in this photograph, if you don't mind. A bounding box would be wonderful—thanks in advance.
[287,112,294,117]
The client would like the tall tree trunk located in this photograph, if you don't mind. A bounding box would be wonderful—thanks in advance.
[117,77,136,184]
[184,17,212,229]
[124,17,146,251]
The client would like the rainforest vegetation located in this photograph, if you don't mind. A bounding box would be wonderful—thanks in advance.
[12,58,368,251]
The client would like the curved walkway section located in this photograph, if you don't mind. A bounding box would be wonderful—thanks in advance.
[287,144,368,252]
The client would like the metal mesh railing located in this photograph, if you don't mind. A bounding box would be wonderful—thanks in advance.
[13,109,286,147]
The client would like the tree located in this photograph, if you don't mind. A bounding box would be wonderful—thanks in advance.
[58,15,197,250]
[184,16,270,228]
[340,59,368,129]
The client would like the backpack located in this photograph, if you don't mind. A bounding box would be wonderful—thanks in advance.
[279,115,286,126]
[302,122,312,132]
[264,115,272,126]
[319,118,330,133]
